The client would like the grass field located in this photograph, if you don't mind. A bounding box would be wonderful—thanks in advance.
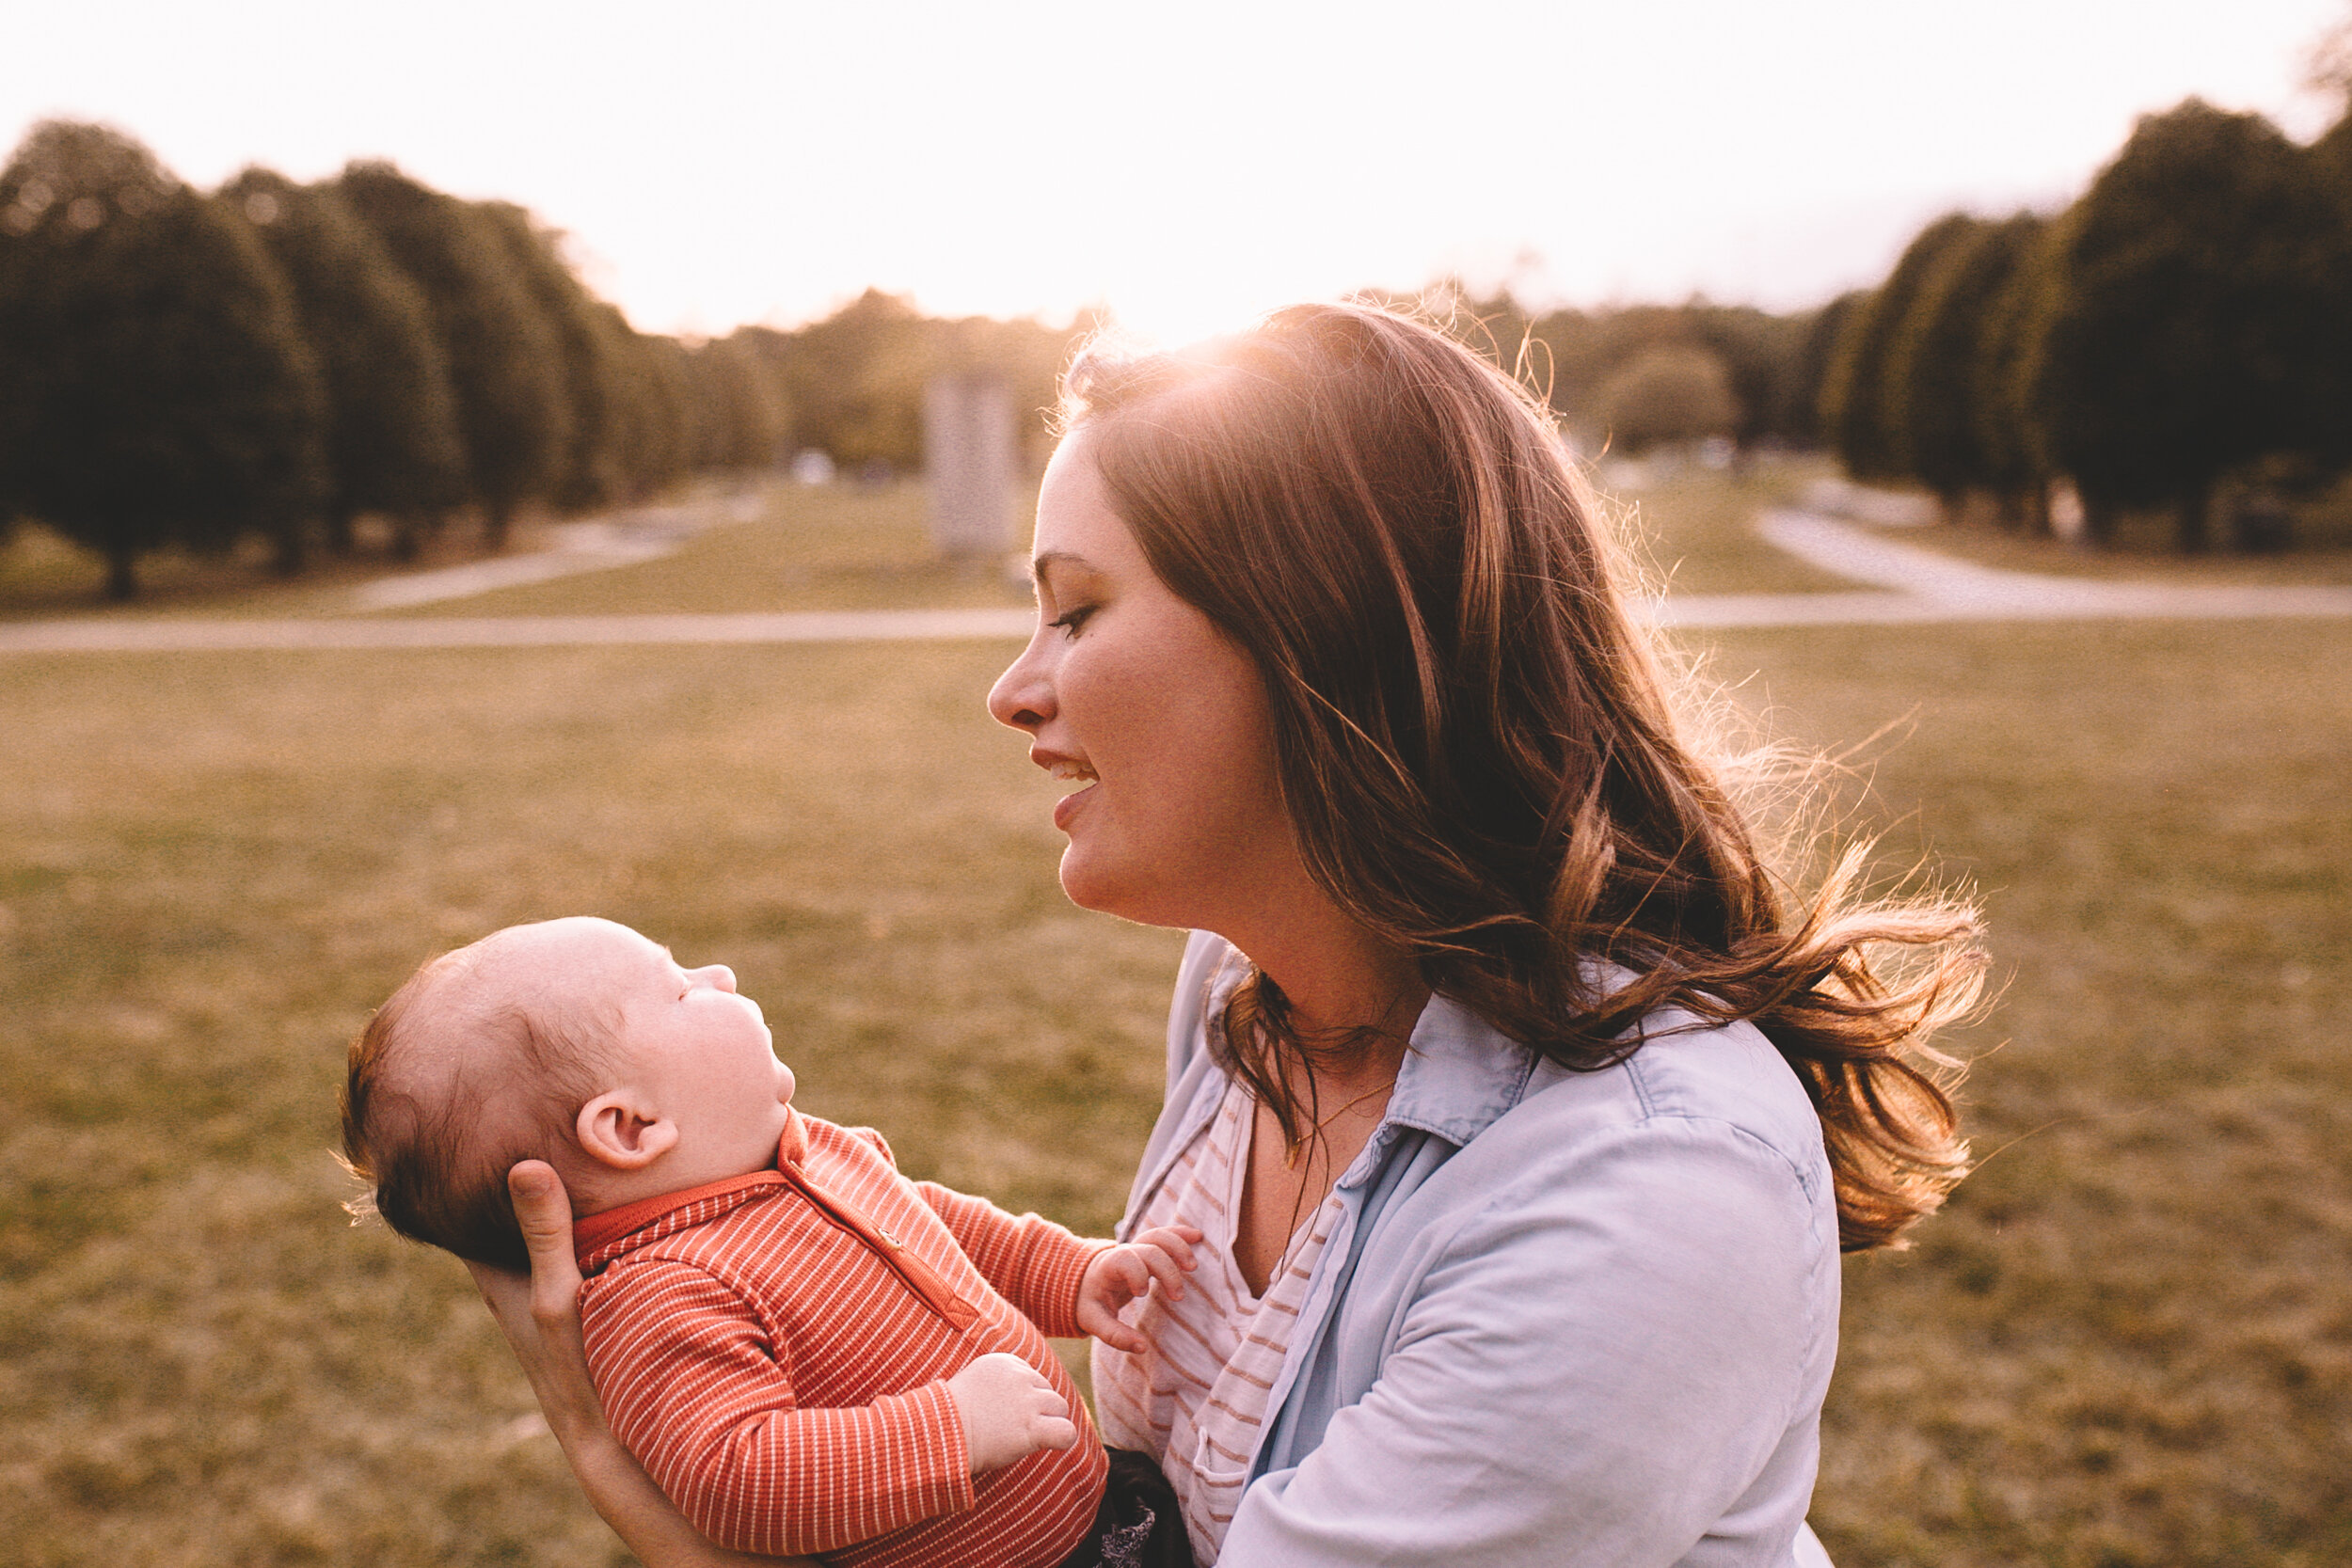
[1822,469,2352,589]
[1,473,2346,1566]
[0,479,1041,623]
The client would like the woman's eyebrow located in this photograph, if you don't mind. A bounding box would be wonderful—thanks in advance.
[1031,548,1095,584]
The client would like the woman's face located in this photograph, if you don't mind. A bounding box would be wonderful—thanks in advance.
[988,431,1297,930]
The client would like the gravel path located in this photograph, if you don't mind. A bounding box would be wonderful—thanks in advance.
[1750,509,2352,623]
[5,509,2347,654]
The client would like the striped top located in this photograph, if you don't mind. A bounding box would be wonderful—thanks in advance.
[575,1108,1109,1567]
[1091,1079,1343,1564]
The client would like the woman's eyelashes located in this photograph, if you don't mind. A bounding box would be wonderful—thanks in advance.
[1050,604,1097,636]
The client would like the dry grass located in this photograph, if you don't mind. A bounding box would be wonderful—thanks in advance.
[0,479,1040,623]
[0,510,582,622]
[1,476,2346,1564]
[1709,618,2352,1568]
[1838,479,2352,588]
[1598,458,1860,596]
[384,481,1039,619]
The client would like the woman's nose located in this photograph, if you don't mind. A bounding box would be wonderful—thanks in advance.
[987,639,1054,732]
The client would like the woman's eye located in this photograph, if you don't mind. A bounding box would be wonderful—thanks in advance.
[1050,605,1096,636]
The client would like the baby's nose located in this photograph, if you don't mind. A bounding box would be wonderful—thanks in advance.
[691,964,737,992]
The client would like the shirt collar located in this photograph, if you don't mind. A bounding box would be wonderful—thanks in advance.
[570,1109,803,1272]
[1376,990,1535,1151]
[1201,943,1539,1157]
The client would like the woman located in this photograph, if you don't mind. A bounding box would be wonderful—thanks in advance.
[476,303,1979,1566]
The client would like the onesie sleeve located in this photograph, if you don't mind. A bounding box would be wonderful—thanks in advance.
[580,1257,975,1557]
[913,1180,1111,1338]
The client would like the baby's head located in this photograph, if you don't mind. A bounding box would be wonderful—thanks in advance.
[341,917,796,1270]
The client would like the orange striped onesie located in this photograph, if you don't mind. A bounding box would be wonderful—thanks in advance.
[574,1107,1111,1567]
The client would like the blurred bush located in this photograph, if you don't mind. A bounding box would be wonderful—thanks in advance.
[1593,343,1742,452]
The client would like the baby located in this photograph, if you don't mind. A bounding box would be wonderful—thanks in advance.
[341,916,1196,1568]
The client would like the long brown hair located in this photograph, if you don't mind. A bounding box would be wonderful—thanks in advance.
[1064,302,1982,1251]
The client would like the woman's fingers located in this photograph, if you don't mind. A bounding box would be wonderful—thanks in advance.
[507,1160,584,1324]
[466,1256,532,1330]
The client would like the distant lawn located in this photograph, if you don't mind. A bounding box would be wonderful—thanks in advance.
[0,478,1036,623]
[383,480,1039,619]
[1,475,2346,1565]
[2,460,1854,625]
[0,515,473,621]
[1597,456,1861,595]
[1833,474,2352,588]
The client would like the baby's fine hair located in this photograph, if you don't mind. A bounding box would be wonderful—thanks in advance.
[340,936,614,1271]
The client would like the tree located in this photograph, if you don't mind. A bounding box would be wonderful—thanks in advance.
[1530,304,1698,445]
[2030,101,2352,549]
[1967,217,2059,530]
[689,334,789,472]
[1594,344,1742,452]
[338,162,570,547]
[217,168,466,556]
[1790,291,1868,449]
[605,322,695,499]
[1820,213,1985,483]
[471,199,643,515]
[1686,304,1809,447]
[1885,213,2046,515]
[757,289,931,469]
[0,121,325,597]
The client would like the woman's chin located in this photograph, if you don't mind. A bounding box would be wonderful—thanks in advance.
[1056,848,1118,913]
[1057,847,1179,927]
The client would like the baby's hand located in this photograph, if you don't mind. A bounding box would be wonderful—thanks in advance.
[946,1352,1076,1475]
[1075,1225,1203,1353]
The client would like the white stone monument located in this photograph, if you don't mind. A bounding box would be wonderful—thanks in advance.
[924,372,1015,559]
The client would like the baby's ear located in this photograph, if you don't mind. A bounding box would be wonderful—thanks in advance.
[577,1091,679,1170]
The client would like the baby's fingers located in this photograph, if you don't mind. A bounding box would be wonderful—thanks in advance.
[1109,1248,1157,1300]
[1123,1241,1189,1302]
[1025,1384,1074,1451]
[1075,1293,1149,1354]
[1136,1225,1203,1272]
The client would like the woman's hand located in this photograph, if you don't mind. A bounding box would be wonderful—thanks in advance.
[1074,1224,1202,1352]
[469,1161,816,1568]
[465,1163,606,1449]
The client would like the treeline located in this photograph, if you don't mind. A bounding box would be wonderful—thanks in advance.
[0,119,1081,599]
[1818,97,2352,551]
[23,95,2340,599]
[1379,287,1835,458]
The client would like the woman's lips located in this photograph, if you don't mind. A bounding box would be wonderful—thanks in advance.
[1052,782,1097,832]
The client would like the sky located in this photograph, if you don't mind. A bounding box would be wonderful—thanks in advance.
[7,0,2347,342]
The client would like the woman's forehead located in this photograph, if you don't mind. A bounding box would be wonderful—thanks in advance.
[1034,439,1131,559]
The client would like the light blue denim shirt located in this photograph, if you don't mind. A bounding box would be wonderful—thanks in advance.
[1108,932,1841,1567]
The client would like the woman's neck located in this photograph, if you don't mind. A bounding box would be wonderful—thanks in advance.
[1216,878,1429,1083]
